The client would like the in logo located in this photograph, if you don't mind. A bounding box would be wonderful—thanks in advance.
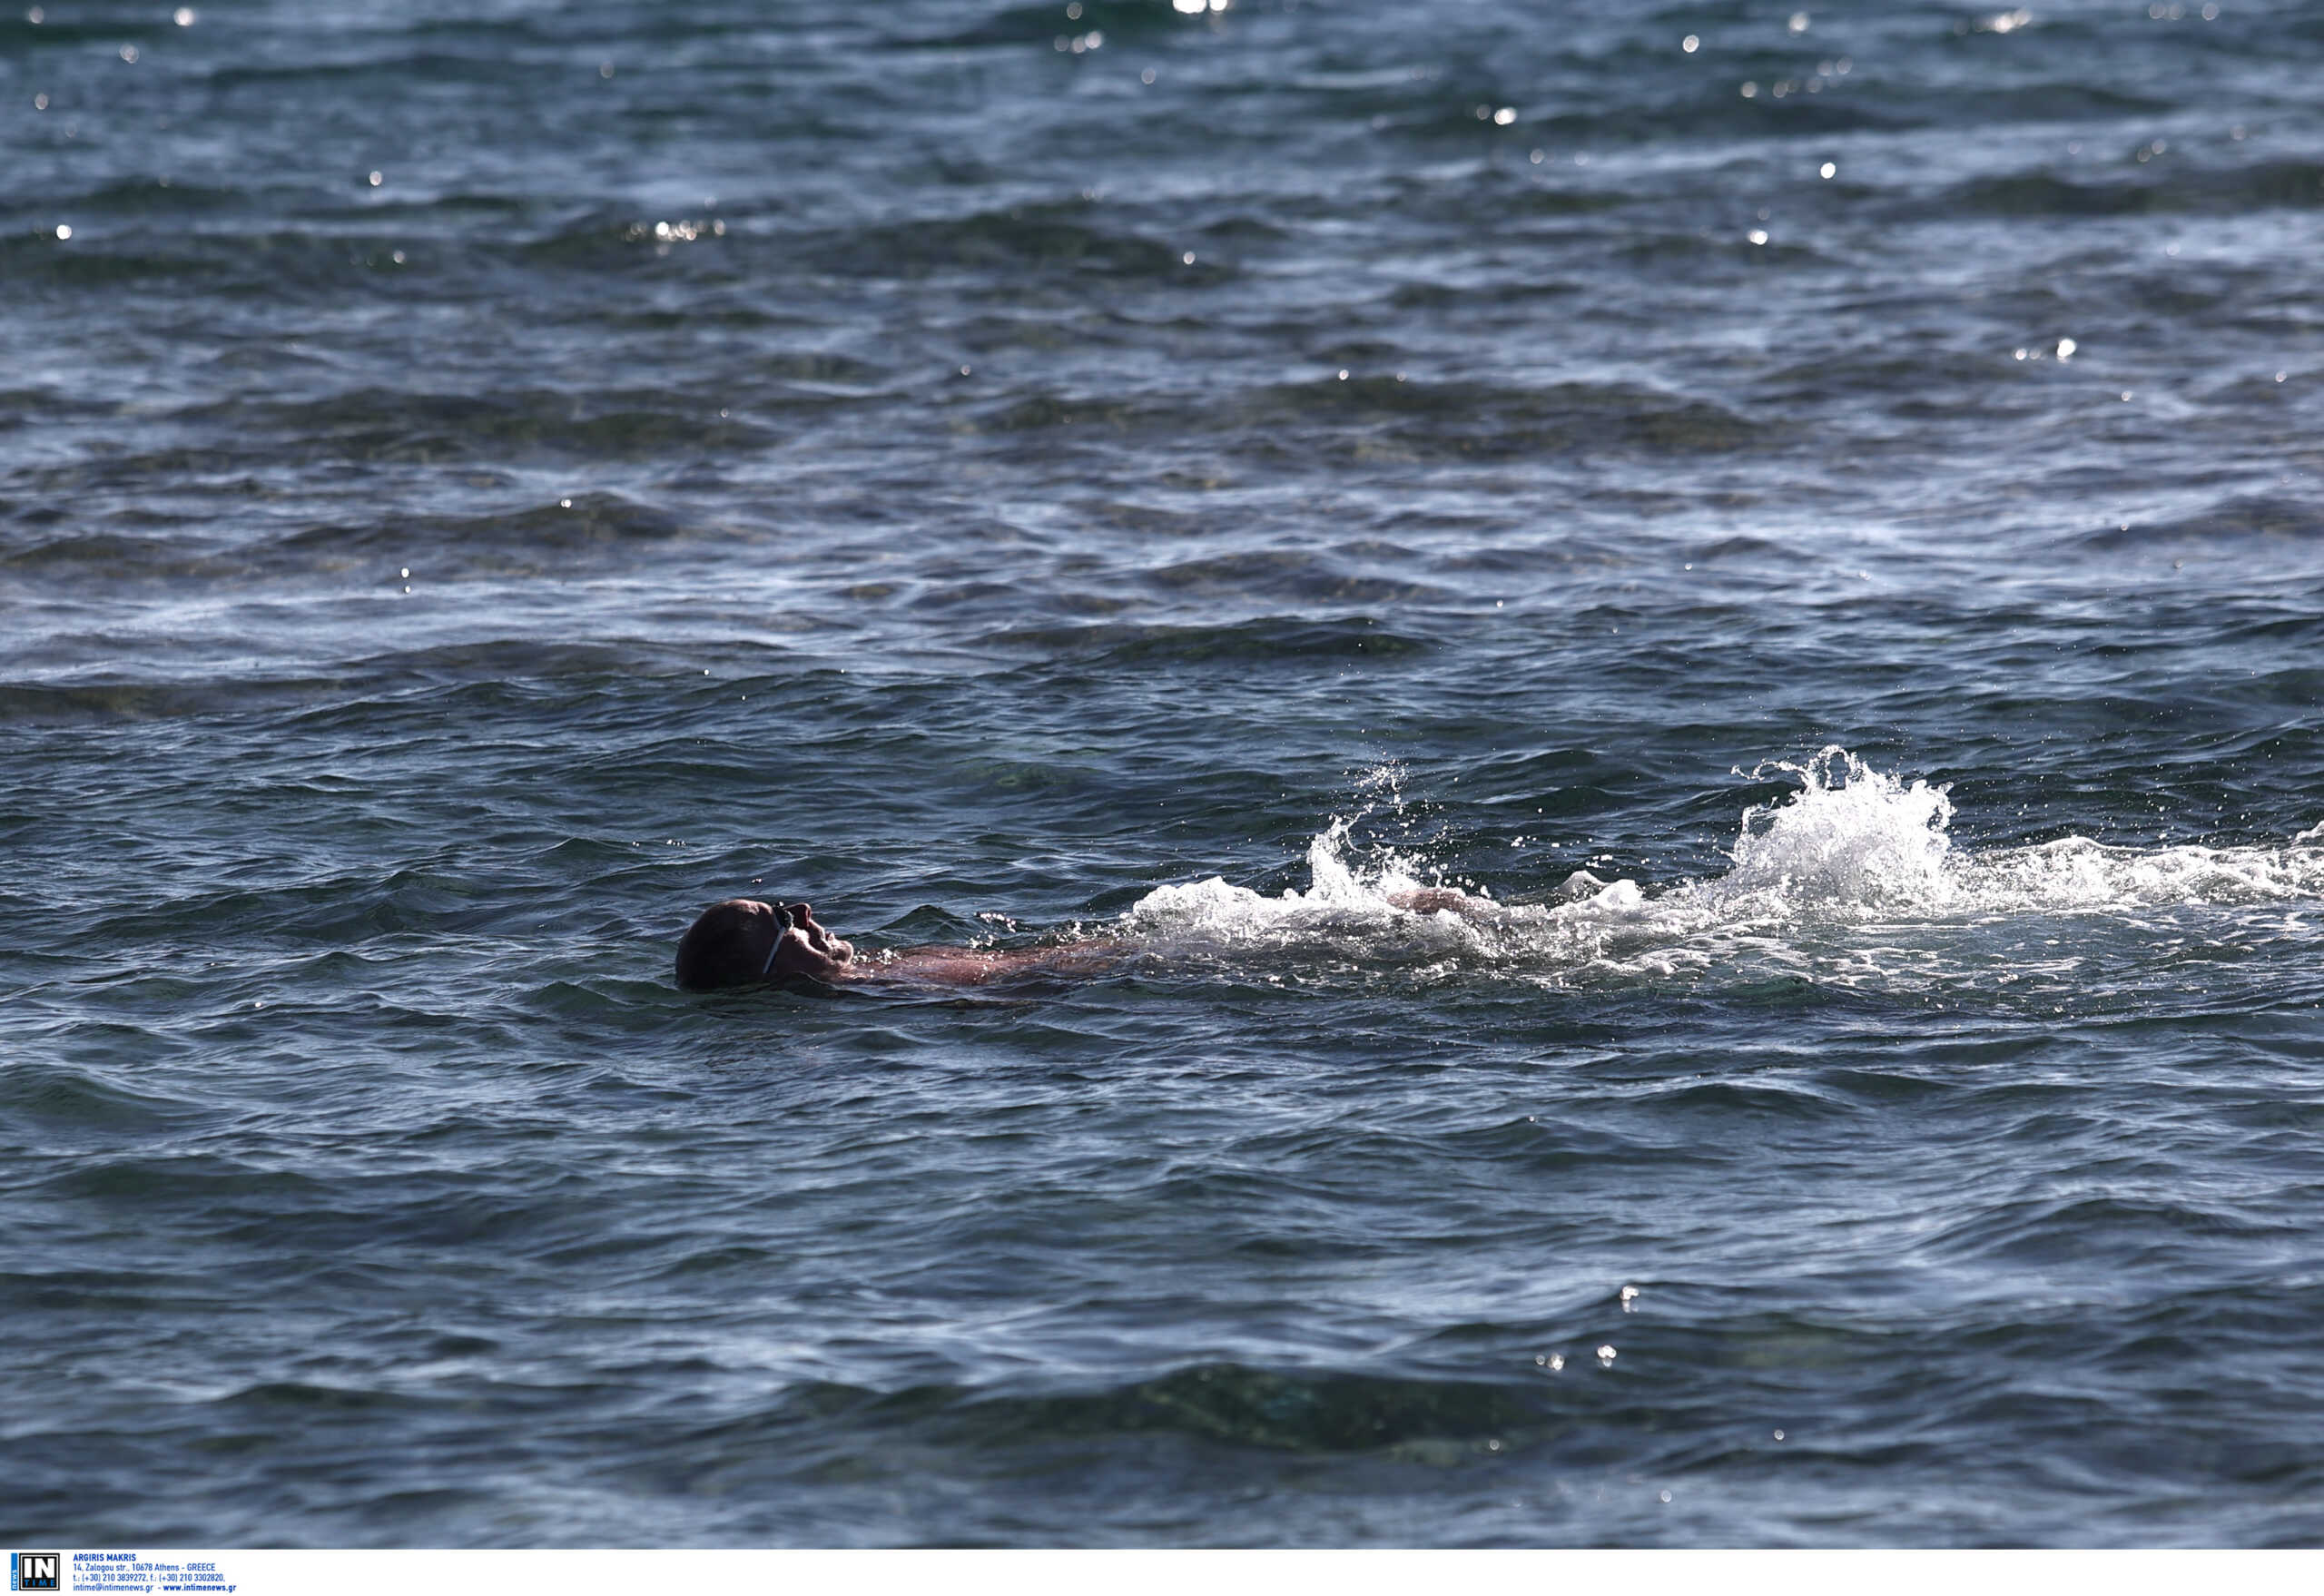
[9,1554,58,1593]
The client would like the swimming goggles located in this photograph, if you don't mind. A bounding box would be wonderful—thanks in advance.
[758,903,795,978]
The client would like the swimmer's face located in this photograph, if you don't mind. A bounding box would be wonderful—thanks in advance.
[748,900,853,980]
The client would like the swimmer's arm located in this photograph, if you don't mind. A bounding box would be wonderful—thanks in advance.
[870,940,1120,986]
[1386,886,1502,921]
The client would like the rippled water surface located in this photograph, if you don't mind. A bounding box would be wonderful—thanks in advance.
[9,0,2324,1548]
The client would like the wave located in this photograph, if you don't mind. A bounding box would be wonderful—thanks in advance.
[982,616,1437,660]
[808,204,1197,282]
[939,1361,1551,1453]
[963,376,1770,462]
[1945,160,2324,219]
[2072,494,2323,552]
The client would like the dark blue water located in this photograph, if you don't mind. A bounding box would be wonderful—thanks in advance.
[8,0,2324,1547]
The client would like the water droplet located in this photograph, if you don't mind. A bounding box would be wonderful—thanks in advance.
[2057,337,2077,360]
[1181,251,1196,265]
[173,6,195,24]
[1682,33,1699,52]
[1748,228,1768,245]
[1596,1345,1617,1364]
[54,222,71,240]
[399,567,409,579]
[1819,161,1837,179]
[119,44,138,63]
[1773,1428,1786,1440]
[1659,1490,1672,1503]
[1787,11,1809,32]
[368,171,382,187]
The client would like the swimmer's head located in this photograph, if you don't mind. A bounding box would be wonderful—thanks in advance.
[674,898,788,991]
[675,898,852,990]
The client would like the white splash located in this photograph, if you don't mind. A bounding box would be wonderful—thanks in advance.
[1119,747,2324,989]
[1706,747,1955,915]
[1126,817,1445,951]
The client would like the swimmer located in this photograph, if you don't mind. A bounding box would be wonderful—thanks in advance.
[674,884,1502,993]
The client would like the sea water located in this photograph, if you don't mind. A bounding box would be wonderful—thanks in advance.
[7,0,2324,1547]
